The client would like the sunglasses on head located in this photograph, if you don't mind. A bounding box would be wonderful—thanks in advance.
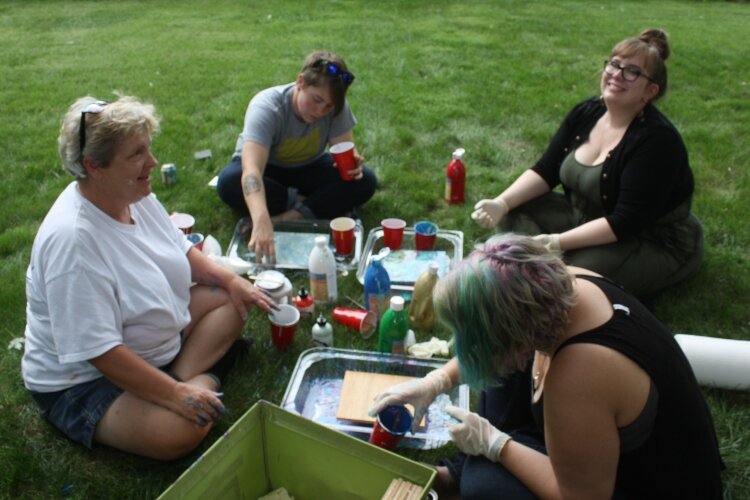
[79,100,110,153]
[313,60,355,86]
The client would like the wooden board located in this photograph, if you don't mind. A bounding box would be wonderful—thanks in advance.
[336,370,426,429]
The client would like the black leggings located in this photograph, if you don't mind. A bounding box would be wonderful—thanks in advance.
[216,154,377,219]
[446,367,631,499]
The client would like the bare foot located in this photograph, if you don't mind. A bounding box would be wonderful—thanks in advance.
[271,209,304,222]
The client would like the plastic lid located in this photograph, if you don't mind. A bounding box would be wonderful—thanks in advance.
[316,314,328,326]
[452,147,465,159]
[390,295,405,311]
[298,287,309,298]
[255,270,285,291]
[315,235,327,247]
[428,262,440,274]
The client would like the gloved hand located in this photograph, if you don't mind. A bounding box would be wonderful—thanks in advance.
[445,406,512,462]
[471,198,509,229]
[532,233,562,252]
[368,369,453,433]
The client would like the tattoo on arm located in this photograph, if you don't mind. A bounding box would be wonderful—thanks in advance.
[242,175,262,196]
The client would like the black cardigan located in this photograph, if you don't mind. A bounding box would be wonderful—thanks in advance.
[531,97,694,240]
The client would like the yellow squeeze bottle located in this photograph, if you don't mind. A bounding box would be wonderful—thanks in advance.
[408,262,440,331]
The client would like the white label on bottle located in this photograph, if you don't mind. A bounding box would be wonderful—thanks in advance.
[313,333,333,348]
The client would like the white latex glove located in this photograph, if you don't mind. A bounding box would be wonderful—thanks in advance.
[445,406,512,462]
[532,233,562,252]
[368,369,453,433]
[407,337,451,358]
[471,198,509,229]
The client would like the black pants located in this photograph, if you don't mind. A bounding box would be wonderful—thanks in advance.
[216,154,377,219]
[444,368,546,499]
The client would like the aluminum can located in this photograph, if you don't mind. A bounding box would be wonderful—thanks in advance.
[161,163,177,185]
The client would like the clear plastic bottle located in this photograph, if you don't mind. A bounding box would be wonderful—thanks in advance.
[308,236,337,304]
[408,262,440,331]
[364,253,391,320]
[377,296,409,354]
[445,147,466,204]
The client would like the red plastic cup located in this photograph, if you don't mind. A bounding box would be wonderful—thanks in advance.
[369,405,413,449]
[268,304,300,350]
[330,217,356,259]
[330,141,356,181]
[170,212,195,234]
[414,221,438,251]
[381,218,406,250]
[332,307,377,339]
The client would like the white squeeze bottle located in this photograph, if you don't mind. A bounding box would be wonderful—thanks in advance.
[308,235,337,303]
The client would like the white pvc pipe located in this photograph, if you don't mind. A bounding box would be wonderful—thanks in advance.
[675,334,750,391]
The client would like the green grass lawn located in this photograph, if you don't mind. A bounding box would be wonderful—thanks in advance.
[1,0,748,498]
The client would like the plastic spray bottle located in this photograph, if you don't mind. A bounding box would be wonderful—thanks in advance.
[445,147,466,204]
[308,236,337,303]
[378,296,409,354]
[408,262,440,331]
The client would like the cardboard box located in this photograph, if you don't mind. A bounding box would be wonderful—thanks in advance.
[158,400,436,500]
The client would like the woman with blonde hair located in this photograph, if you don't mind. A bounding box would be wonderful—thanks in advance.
[22,95,276,460]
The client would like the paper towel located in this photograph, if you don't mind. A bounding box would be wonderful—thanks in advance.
[675,334,750,391]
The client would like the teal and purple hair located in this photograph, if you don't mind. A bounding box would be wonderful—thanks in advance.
[433,234,575,389]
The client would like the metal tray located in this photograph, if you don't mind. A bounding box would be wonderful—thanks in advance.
[227,217,363,274]
[356,227,464,292]
[280,347,469,449]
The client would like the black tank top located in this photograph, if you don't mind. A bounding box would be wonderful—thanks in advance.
[553,275,723,499]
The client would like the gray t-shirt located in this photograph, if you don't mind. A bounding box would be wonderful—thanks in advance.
[233,82,357,167]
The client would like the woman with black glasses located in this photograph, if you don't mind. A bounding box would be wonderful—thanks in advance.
[216,50,377,262]
[471,29,703,300]
[22,95,277,460]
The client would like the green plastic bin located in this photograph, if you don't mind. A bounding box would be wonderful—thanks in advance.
[158,400,436,499]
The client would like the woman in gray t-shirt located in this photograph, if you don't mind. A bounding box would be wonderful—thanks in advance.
[217,50,377,262]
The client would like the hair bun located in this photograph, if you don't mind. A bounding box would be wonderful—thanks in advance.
[639,28,670,61]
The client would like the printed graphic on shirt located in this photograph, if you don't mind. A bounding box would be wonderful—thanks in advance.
[273,129,322,164]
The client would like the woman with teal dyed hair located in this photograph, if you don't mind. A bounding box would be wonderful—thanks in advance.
[370,233,722,499]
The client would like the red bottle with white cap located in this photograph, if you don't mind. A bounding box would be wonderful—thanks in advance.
[445,148,466,204]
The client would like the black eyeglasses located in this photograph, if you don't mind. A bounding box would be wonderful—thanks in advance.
[79,100,110,154]
[603,60,655,83]
[314,60,355,86]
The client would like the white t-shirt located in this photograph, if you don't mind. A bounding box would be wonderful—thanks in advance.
[22,182,193,392]
[233,83,357,166]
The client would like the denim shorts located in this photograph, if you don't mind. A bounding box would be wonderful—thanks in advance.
[29,376,124,449]
[28,360,180,449]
